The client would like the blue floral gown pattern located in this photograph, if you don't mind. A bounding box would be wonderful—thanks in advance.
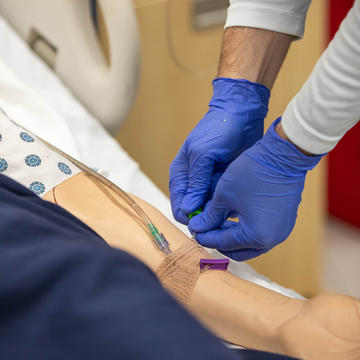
[0,110,80,196]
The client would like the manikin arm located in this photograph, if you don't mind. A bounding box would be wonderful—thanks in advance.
[43,173,360,359]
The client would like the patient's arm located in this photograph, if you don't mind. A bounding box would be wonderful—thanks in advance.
[43,173,360,359]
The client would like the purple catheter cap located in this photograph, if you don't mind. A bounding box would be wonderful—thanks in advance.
[199,258,229,271]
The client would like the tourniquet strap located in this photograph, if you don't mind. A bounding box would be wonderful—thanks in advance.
[156,242,210,305]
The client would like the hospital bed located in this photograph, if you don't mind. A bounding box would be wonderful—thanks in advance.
[0,1,301,299]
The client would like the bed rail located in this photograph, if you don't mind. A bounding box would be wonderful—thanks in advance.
[0,0,140,134]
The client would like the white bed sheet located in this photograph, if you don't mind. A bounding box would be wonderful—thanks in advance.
[0,16,302,299]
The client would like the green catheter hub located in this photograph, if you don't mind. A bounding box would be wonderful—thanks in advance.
[147,223,171,255]
[188,208,203,220]
[189,208,202,241]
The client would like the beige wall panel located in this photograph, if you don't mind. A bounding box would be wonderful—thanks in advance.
[117,0,327,296]
[118,0,223,193]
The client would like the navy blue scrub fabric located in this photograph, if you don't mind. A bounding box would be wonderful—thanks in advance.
[0,174,296,360]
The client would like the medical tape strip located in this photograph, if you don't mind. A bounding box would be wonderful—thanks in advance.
[156,242,211,305]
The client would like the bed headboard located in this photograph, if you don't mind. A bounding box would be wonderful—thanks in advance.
[0,0,140,134]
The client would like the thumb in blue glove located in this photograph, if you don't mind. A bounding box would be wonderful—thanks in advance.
[188,118,325,261]
[169,78,270,225]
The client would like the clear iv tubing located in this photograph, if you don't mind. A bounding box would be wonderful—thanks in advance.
[17,121,172,255]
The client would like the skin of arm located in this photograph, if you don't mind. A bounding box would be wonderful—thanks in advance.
[43,172,360,359]
[276,120,314,156]
[218,27,295,89]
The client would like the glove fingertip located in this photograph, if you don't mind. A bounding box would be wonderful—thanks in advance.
[174,210,189,225]
[193,232,218,249]
[181,193,205,214]
[189,207,225,233]
[188,213,207,233]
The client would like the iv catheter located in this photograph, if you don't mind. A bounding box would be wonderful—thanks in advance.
[188,209,230,272]
[9,115,172,255]
[188,209,202,243]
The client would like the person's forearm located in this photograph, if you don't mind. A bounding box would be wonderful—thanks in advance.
[281,1,360,154]
[218,27,295,89]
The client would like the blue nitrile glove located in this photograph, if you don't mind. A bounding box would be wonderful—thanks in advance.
[169,78,270,225]
[188,118,326,261]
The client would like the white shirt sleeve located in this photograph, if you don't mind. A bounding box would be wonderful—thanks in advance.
[226,0,312,39]
[282,0,360,154]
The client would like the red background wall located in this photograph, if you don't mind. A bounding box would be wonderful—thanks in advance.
[328,0,360,229]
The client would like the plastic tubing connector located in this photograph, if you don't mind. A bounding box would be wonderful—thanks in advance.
[188,208,203,220]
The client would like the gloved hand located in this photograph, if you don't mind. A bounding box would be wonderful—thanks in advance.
[169,77,270,225]
[188,118,325,261]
